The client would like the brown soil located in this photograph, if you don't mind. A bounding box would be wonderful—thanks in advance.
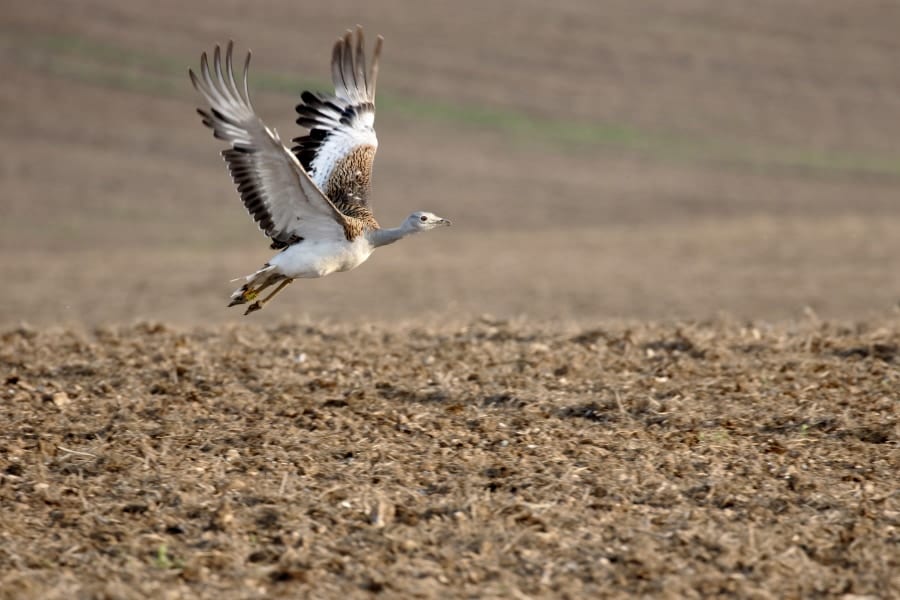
[1,319,898,598]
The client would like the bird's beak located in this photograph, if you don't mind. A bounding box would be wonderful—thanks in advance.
[439,218,452,226]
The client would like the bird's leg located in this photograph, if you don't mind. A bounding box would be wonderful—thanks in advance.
[244,279,293,315]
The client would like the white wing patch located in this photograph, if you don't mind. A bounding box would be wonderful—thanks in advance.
[296,94,377,190]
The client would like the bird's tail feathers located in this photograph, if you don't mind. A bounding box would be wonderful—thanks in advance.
[228,264,281,308]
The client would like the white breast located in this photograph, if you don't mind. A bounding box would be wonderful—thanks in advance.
[270,236,374,279]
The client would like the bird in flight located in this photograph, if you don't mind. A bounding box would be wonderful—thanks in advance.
[189,27,451,314]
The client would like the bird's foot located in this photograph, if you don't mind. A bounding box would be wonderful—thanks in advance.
[228,287,256,307]
[244,301,263,315]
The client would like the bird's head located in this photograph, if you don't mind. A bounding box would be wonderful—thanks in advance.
[406,211,452,232]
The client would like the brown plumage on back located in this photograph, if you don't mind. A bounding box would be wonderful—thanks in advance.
[326,146,379,226]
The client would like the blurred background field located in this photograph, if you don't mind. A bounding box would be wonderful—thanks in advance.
[2,0,899,325]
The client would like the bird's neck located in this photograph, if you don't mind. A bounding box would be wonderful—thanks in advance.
[368,221,416,248]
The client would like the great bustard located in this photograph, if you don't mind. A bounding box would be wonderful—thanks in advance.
[189,27,451,315]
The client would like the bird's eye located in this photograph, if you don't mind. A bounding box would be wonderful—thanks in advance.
[420,215,428,222]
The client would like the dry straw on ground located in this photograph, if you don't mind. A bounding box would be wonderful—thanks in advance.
[1,318,897,598]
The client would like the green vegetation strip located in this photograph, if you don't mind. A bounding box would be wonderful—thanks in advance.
[7,30,900,178]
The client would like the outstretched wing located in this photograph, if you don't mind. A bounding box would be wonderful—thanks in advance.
[190,42,358,249]
[292,26,383,221]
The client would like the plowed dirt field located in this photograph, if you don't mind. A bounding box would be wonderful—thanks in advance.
[2,319,897,597]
